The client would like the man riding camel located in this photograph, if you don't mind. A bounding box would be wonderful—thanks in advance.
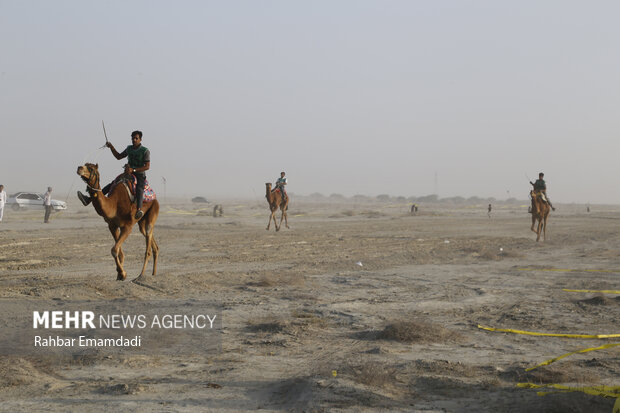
[78,130,150,220]
[274,171,287,202]
[530,172,555,211]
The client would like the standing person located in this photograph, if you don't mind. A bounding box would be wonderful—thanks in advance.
[487,204,492,218]
[0,185,6,222]
[105,130,150,220]
[275,171,287,202]
[43,187,53,223]
[529,172,555,211]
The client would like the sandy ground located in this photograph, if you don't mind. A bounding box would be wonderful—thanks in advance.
[0,197,618,412]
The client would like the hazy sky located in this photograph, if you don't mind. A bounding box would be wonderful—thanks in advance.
[1,1,619,203]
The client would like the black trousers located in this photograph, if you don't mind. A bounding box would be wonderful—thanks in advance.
[135,173,146,210]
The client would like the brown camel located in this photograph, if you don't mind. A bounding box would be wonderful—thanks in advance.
[77,163,159,280]
[265,183,289,231]
[530,190,550,242]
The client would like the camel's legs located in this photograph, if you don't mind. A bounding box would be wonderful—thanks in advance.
[278,205,289,230]
[108,225,124,264]
[267,208,278,231]
[111,225,133,280]
[108,224,126,276]
[137,220,153,278]
[151,237,159,275]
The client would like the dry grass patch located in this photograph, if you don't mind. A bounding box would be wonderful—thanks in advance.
[578,294,618,306]
[478,248,501,260]
[361,210,386,218]
[499,249,525,258]
[523,366,600,385]
[246,316,288,334]
[347,360,400,388]
[377,319,462,344]
[250,273,305,288]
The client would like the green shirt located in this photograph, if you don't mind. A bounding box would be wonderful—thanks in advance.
[121,145,150,171]
[533,179,546,191]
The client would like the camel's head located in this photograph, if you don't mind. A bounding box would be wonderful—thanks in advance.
[77,163,101,189]
[265,183,272,189]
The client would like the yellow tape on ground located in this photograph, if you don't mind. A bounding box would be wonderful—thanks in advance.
[563,289,620,295]
[478,325,620,339]
[517,383,620,399]
[166,209,196,215]
[517,267,618,273]
[526,343,620,371]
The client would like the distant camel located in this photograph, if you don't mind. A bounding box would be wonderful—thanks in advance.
[77,163,159,280]
[265,183,289,231]
[530,190,550,242]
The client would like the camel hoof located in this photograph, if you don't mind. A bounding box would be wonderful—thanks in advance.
[117,273,126,281]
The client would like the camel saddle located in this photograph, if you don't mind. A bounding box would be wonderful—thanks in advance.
[532,190,548,204]
[109,174,157,203]
[272,187,287,197]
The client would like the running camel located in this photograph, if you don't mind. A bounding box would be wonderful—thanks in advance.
[77,163,159,280]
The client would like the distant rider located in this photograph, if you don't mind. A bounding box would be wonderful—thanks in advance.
[530,172,555,211]
[275,171,287,202]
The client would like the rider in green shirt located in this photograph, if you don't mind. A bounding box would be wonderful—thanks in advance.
[530,172,555,211]
[78,130,150,220]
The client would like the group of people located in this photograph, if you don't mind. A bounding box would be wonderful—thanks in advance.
[0,185,54,224]
[77,130,288,215]
[7,129,557,225]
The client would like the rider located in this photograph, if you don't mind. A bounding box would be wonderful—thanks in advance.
[77,130,150,220]
[530,172,555,211]
[275,171,287,201]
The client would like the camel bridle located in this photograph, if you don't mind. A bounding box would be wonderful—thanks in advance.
[82,165,103,194]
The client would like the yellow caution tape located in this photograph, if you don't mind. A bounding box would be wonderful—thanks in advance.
[166,210,196,215]
[517,267,618,273]
[478,325,620,339]
[517,383,620,399]
[526,343,620,371]
[563,289,620,294]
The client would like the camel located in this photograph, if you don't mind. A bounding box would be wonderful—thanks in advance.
[530,190,550,242]
[77,163,159,281]
[265,183,289,231]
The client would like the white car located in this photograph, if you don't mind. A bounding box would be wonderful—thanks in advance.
[7,192,67,211]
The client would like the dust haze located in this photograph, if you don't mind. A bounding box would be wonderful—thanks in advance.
[1,1,619,203]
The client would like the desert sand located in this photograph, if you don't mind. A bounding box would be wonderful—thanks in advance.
[0,197,618,412]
